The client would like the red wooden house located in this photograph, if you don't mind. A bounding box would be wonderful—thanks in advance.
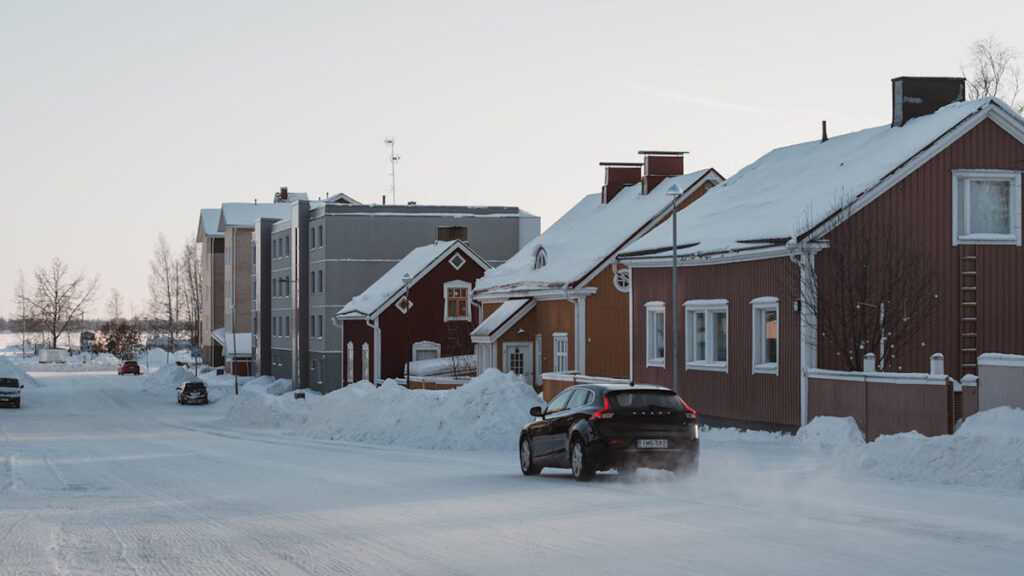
[336,240,490,383]
[620,78,1024,430]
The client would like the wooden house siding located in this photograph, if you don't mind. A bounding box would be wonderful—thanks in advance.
[818,119,1024,378]
[630,257,802,426]
[584,265,631,378]
[488,300,575,374]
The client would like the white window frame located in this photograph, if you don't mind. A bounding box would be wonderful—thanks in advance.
[952,169,1022,246]
[443,280,472,321]
[412,341,441,361]
[685,299,729,372]
[644,301,666,368]
[346,342,354,383]
[751,297,779,375]
[361,343,370,381]
[552,332,569,372]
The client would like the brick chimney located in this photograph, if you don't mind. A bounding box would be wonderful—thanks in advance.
[274,186,289,203]
[600,162,642,203]
[892,77,965,127]
[639,151,688,194]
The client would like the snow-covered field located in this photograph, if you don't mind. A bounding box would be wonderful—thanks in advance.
[1,370,1022,575]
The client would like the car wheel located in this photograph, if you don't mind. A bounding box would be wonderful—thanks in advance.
[570,438,594,482]
[519,437,542,476]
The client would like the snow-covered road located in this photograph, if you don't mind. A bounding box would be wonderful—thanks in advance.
[1,371,1021,575]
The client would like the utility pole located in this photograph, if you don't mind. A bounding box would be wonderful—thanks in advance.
[385,138,400,205]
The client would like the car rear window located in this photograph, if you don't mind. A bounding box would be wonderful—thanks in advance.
[184,383,206,392]
[608,390,682,412]
[0,378,18,388]
[125,361,137,365]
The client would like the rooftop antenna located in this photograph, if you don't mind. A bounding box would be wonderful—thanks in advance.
[385,137,400,205]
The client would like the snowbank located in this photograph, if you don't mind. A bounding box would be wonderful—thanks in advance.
[136,348,193,370]
[223,388,318,429]
[141,364,235,404]
[301,369,543,451]
[835,407,1024,490]
[797,416,865,447]
[0,356,39,387]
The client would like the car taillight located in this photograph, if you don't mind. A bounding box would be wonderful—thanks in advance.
[594,397,614,419]
[679,397,697,416]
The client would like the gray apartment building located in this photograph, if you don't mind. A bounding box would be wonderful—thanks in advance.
[253,201,540,392]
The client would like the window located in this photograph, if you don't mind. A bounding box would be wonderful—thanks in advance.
[444,281,471,321]
[545,389,573,414]
[361,343,370,381]
[449,253,466,270]
[318,315,324,338]
[285,235,290,255]
[310,315,315,339]
[614,267,631,293]
[644,302,666,367]
[285,277,290,296]
[317,270,323,294]
[952,170,1022,245]
[396,295,413,314]
[318,225,324,248]
[751,297,779,374]
[310,227,316,250]
[346,342,354,383]
[685,300,728,371]
[272,240,278,259]
[533,246,547,269]
[413,341,441,361]
[553,333,569,372]
[272,316,278,336]
[285,316,290,336]
[566,388,593,410]
[310,271,315,291]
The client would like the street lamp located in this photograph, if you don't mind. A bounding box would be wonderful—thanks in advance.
[667,183,683,394]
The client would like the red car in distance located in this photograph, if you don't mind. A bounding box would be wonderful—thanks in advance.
[118,360,140,376]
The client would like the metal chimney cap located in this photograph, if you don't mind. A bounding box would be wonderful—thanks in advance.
[599,162,643,167]
[637,150,689,156]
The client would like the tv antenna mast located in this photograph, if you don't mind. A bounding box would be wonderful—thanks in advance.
[385,138,400,204]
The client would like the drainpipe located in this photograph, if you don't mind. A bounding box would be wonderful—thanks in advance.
[788,240,823,427]
[365,317,381,384]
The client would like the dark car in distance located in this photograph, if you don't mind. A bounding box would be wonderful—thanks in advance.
[177,381,209,405]
[520,383,699,481]
[0,377,23,409]
[118,360,140,376]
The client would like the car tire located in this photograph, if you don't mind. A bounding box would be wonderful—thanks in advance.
[570,438,595,482]
[519,437,542,476]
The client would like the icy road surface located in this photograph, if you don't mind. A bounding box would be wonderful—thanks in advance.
[1,372,1021,575]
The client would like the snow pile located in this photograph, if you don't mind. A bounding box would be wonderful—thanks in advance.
[797,416,865,447]
[88,353,121,366]
[0,356,39,387]
[835,407,1024,490]
[301,369,544,451]
[223,388,318,429]
[136,348,193,370]
[243,375,294,396]
[143,364,199,391]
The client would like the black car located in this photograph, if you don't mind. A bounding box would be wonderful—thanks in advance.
[0,377,23,409]
[177,381,209,405]
[519,383,699,481]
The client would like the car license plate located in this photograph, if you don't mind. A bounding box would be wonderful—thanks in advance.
[637,439,668,449]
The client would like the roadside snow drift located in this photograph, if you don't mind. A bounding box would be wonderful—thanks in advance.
[0,356,38,387]
[834,407,1024,490]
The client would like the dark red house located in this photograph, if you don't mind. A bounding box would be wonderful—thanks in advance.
[619,78,1024,430]
[336,240,489,383]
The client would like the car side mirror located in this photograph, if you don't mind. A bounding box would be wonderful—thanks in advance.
[529,406,544,418]
[20,385,24,389]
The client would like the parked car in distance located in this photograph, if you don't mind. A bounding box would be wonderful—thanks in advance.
[0,377,24,409]
[177,381,209,405]
[520,383,699,481]
[118,360,140,376]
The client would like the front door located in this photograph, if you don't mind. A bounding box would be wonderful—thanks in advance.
[503,342,533,386]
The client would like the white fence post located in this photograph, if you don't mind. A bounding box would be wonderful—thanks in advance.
[863,352,876,373]
[930,353,945,377]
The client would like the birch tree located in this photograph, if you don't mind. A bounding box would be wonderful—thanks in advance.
[180,240,203,346]
[26,258,99,349]
[963,36,1024,112]
[148,234,182,344]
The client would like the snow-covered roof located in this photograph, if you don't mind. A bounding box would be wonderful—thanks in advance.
[337,240,487,319]
[623,98,1009,261]
[197,208,223,241]
[218,202,301,231]
[470,298,534,341]
[324,191,360,205]
[214,330,252,358]
[475,169,719,293]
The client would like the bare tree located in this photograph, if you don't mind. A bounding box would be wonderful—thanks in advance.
[13,271,38,357]
[441,322,475,378]
[148,233,183,345]
[25,258,100,349]
[106,288,124,321]
[962,35,1024,112]
[791,206,940,372]
[180,240,203,346]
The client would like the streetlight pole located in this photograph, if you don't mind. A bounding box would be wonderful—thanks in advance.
[402,273,412,387]
[668,184,683,394]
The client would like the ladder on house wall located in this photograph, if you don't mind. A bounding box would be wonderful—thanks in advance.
[959,245,979,376]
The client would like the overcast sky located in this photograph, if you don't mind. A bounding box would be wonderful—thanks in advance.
[2,0,1022,319]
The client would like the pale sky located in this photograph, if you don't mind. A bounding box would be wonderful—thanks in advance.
[2,0,1022,318]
